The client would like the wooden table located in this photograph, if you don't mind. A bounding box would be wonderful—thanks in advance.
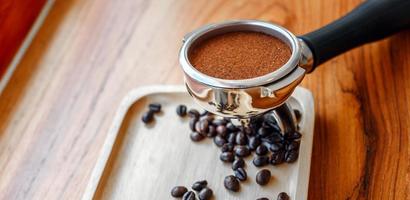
[0,0,408,199]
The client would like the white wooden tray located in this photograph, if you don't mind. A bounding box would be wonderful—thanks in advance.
[82,85,314,200]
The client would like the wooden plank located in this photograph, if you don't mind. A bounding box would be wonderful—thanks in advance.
[0,0,408,199]
[0,0,47,79]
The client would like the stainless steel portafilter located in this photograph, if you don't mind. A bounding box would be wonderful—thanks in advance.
[179,1,410,130]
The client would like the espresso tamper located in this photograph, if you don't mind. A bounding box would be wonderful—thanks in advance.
[179,1,410,132]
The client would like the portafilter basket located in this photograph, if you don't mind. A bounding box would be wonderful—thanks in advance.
[179,1,410,131]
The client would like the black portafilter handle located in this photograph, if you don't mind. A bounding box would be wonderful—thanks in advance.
[299,0,410,70]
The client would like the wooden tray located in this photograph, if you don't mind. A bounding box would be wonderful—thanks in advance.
[82,85,315,200]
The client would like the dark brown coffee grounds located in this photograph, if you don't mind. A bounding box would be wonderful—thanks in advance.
[189,31,291,80]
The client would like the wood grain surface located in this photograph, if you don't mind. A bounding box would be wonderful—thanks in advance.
[0,0,47,79]
[0,0,408,200]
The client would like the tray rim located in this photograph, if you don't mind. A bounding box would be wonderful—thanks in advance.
[82,85,314,200]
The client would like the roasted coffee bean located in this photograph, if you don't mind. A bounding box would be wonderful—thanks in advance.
[227,133,236,145]
[176,105,187,117]
[141,111,154,123]
[232,158,245,170]
[256,144,268,156]
[256,198,269,200]
[234,146,251,157]
[235,132,247,145]
[248,136,261,150]
[258,127,271,137]
[192,180,207,191]
[285,150,299,163]
[200,114,214,123]
[220,152,235,162]
[207,125,217,137]
[253,156,270,167]
[277,192,290,200]
[270,151,285,165]
[148,103,161,113]
[285,131,302,140]
[286,141,300,151]
[234,168,247,181]
[171,186,188,197]
[214,135,227,147]
[190,132,205,142]
[195,119,209,135]
[212,118,227,126]
[188,109,200,119]
[189,118,198,132]
[264,114,278,127]
[224,175,240,192]
[182,191,196,200]
[262,133,283,144]
[256,169,271,185]
[226,122,238,132]
[221,143,234,152]
[198,188,213,200]
[216,125,227,137]
[270,142,284,152]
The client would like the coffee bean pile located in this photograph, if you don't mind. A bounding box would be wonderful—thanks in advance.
[142,103,299,199]
[141,103,162,123]
[171,180,213,200]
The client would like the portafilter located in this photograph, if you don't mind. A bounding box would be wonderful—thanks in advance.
[179,0,410,131]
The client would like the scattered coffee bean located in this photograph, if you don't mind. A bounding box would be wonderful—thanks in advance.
[192,180,207,191]
[224,175,240,192]
[220,152,235,162]
[235,132,247,145]
[171,186,188,197]
[277,192,290,200]
[227,133,236,145]
[212,118,227,126]
[253,156,270,167]
[182,191,196,200]
[285,131,301,140]
[256,144,268,156]
[258,127,271,137]
[198,188,213,200]
[221,143,234,152]
[248,136,261,150]
[188,109,200,119]
[234,168,247,181]
[234,146,251,157]
[226,122,238,132]
[148,103,161,113]
[270,142,284,152]
[214,135,227,147]
[285,150,299,163]
[270,151,285,165]
[256,169,271,185]
[207,125,216,137]
[256,198,269,200]
[141,111,154,123]
[176,105,187,117]
[196,119,209,135]
[264,114,279,128]
[190,132,205,142]
[189,118,198,132]
[262,133,283,144]
[216,125,227,137]
[286,141,300,151]
[232,157,245,170]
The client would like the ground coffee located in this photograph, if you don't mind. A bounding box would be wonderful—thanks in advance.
[189,31,291,80]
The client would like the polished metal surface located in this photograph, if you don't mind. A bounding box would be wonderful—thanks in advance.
[179,20,315,135]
